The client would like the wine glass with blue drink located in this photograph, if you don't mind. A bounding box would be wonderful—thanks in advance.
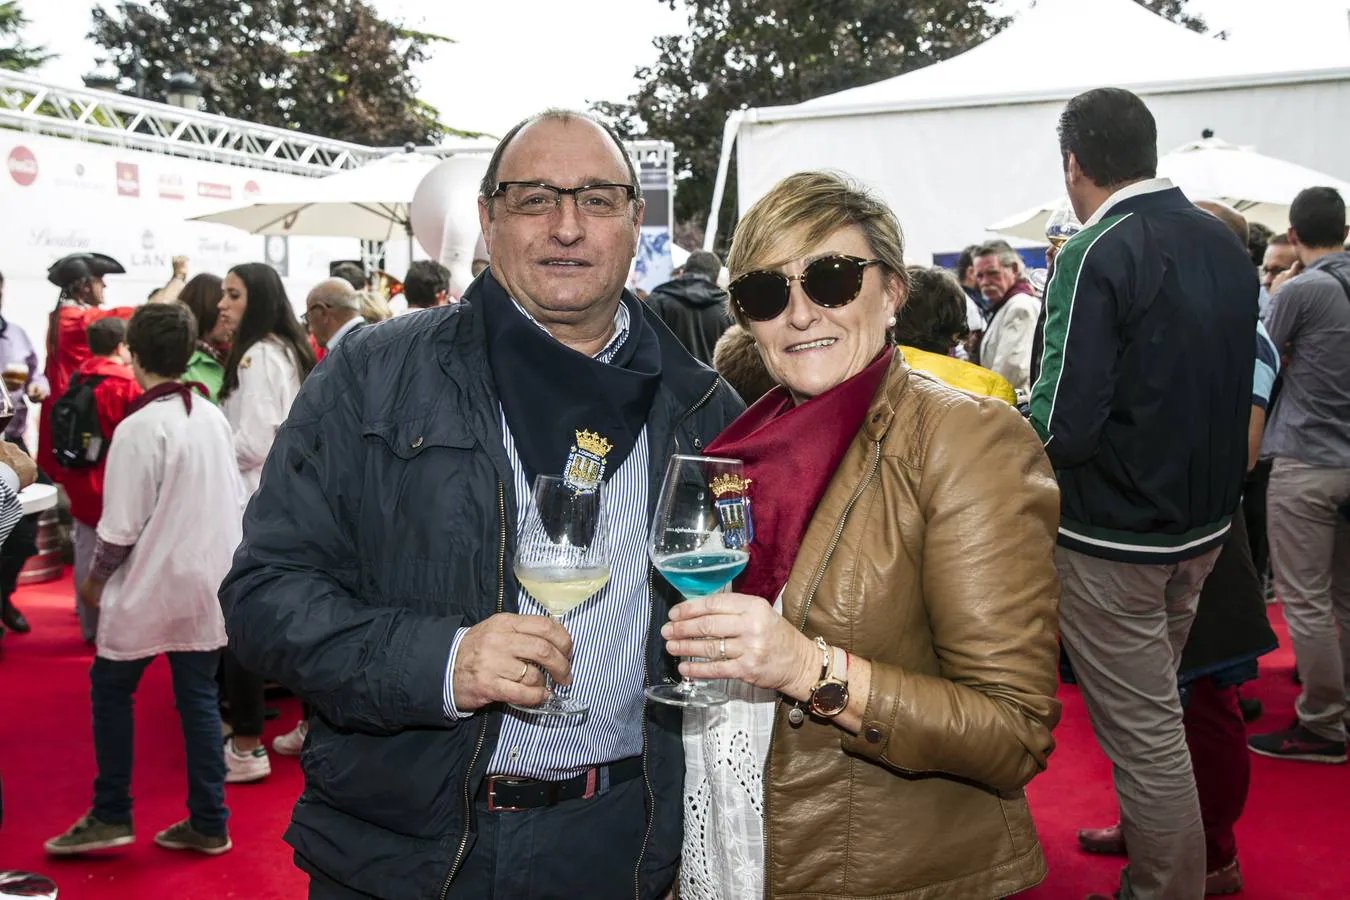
[647,454,752,708]
[508,475,612,721]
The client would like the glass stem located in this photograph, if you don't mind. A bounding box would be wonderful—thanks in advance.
[547,613,565,698]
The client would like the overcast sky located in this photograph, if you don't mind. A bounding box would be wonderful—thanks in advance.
[19,0,1350,139]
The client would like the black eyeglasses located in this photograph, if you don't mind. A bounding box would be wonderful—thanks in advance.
[491,182,637,218]
[301,303,330,326]
[729,255,882,322]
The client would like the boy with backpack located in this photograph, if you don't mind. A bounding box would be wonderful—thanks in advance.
[51,318,141,643]
[44,303,243,857]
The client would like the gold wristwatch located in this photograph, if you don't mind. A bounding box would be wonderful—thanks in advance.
[790,637,850,724]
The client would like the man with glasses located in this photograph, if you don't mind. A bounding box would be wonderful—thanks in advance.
[220,109,742,899]
[302,278,365,353]
[1262,234,1298,300]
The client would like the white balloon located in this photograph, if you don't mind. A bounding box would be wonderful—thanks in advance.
[411,155,491,297]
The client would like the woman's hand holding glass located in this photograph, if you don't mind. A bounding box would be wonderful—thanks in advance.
[660,591,820,698]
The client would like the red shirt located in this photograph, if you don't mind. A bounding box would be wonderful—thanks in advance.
[58,355,142,527]
[37,304,135,477]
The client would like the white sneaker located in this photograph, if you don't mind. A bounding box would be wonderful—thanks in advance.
[224,736,271,784]
[272,719,309,757]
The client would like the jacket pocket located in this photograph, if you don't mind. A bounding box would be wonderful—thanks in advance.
[303,721,467,841]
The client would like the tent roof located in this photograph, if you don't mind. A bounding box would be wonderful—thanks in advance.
[755,0,1350,121]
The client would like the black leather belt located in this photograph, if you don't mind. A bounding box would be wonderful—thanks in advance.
[477,756,644,812]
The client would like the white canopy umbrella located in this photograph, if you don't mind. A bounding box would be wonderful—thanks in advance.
[189,146,490,241]
[988,138,1350,242]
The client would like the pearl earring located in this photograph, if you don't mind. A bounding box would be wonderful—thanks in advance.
[887,315,897,327]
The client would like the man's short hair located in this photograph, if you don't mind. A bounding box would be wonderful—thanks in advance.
[87,317,127,357]
[1290,187,1347,249]
[1269,233,1291,247]
[127,303,196,379]
[331,261,368,291]
[1059,88,1158,189]
[683,250,721,281]
[477,109,642,213]
[974,240,1021,271]
[309,278,362,312]
[404,260,451,308]
[1195,200,1249,245]
[713,325,777,405]
[956,245,981,277]
[894,266,970,355]
[1246,222,1273,267]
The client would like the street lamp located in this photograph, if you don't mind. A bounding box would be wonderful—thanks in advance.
[166,72,203,111]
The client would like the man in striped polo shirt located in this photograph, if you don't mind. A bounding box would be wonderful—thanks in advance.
[1030,88,1256,900]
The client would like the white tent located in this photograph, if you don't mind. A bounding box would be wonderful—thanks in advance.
[707,0,1350,260]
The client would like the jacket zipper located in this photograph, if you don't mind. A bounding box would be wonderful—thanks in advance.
[440,480,508,898]
[762,440,882,900]
[631,566,658,900]
[634,377,721,900]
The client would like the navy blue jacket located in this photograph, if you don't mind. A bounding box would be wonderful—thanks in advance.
[1029,184,1257,563]
[220,288,743,899]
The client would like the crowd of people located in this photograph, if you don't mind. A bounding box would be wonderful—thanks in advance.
[0,85,1344,900]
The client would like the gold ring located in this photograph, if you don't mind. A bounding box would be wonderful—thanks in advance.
[517,663,529,681]
[718,639,727,661]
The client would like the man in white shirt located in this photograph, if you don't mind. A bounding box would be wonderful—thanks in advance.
[303,279,365,352]
[973,240,1041,402]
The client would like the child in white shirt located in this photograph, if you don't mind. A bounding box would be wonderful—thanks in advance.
[44,302,246,858]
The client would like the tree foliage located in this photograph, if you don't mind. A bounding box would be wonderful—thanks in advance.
[598,0,1207,236]
[0,1,52,72]
[1138,0,1206,33]
[88,0,475,146]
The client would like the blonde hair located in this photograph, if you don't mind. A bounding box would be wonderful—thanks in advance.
[357,290,392,323]
[726,171,909,325]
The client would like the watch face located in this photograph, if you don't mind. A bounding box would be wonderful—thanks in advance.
[810,682,848,716]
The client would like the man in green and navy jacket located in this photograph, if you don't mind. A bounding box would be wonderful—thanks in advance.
[1030,88,1255,900]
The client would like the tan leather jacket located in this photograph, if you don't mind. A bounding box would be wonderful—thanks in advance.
[764,357,1062,900]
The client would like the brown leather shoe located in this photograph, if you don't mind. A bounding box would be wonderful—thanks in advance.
[1206,859,1242,895]
[1077,822,1126,855]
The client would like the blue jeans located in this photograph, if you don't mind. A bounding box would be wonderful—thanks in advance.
[90,651,229,836]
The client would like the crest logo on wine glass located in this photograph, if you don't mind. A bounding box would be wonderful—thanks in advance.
[564,429,612,494]
[711,473,754,550]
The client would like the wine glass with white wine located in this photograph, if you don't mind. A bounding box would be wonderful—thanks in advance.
[1045,202,1083,251]
[508,474,611,720]
[647,454,752,708]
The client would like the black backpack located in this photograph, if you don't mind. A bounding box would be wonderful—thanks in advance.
[50,374,108,469]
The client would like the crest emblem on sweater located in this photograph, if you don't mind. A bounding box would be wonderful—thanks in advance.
[711,474,753,550]
[564,429,611,494]
[238,355,252,369]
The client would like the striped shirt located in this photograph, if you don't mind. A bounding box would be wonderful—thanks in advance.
[1253,321,1279,410]
[0,466,22,546]
[443,298,653,779]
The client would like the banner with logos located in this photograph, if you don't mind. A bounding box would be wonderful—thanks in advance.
[1,130,356,356]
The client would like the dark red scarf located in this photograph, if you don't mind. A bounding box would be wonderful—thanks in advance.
[705,347,893,602]
[197,340,228,365]
[990,279,1036,315]
[126,381,202,417]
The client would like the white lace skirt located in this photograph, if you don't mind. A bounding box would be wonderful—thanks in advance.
[680,676,777,900]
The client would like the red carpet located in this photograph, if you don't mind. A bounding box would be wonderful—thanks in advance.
[1,573,1347,899]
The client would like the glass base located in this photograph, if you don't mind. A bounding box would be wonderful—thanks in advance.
[508,692,588,721]
[645,680,729,708]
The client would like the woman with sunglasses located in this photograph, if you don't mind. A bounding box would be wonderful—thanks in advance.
[663,172,1062,900]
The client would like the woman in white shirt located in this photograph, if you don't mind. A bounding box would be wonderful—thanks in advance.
[215,262,315,782]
